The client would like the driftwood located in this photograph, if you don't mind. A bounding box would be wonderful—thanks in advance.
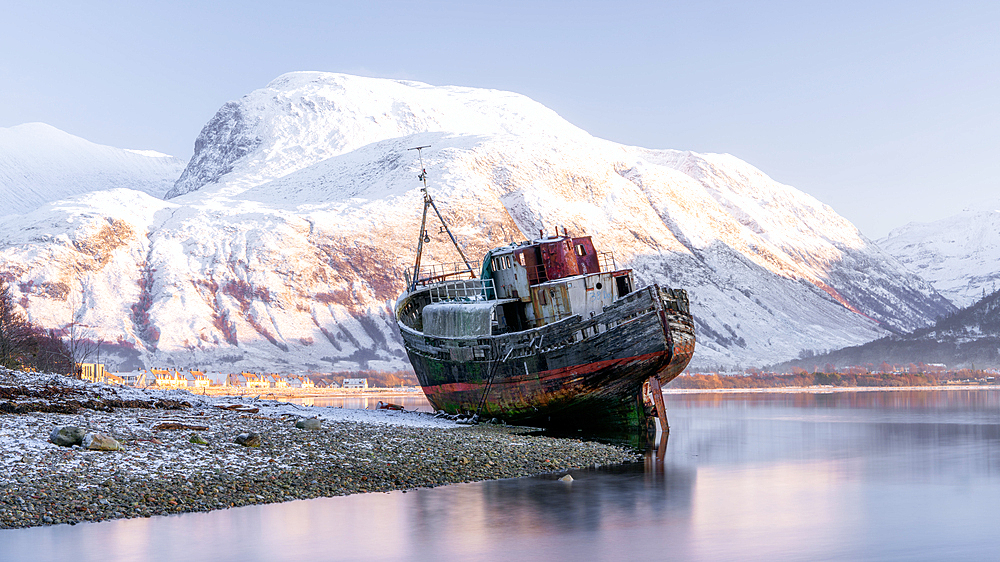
[376,401,405,410]
[152,422,209,431]
[212,404,260,413]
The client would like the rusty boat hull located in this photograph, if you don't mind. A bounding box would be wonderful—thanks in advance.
[398,284,695,431]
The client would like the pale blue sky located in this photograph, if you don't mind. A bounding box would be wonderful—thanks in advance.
[2,0,997,238]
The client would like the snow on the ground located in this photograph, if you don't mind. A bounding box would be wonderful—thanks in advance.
[0,368,460,489]
[0,368,456,429]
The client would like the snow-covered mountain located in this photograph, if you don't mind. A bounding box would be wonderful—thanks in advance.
[0,123,184,215]
[879,206,1000,309]
[165,73,589,199]
[0,72,954,372]
[773,287,1000,371]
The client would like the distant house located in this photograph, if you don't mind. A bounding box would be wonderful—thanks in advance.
[243,372,270,390]
[342,378,368,389]
[151,369,187,388]
[268,373,288,388]
[286,375,314,389]
[120,371,151,387]
[77,363,108,383]
[188,370,211,388]
[226,372,246,387]
[166,370,187,387]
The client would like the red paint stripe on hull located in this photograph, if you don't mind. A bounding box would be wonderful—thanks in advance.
[422,350,669,396]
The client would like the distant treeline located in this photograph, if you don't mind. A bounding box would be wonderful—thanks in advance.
[312,369,419,388]
[669,369,995,390]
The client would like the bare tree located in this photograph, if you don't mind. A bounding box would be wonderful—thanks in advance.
[27,329,74,374]
[0,280,37,369]
[65,293,97,372]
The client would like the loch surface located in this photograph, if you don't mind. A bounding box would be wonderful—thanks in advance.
[284,393,435,411]
[3,389,999,561]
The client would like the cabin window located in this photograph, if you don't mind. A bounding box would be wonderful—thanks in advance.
[518,252,526,266]
[575,244,587,256]
[505,255,512,269]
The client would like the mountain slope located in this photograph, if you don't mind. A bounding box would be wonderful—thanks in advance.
[879,206,1000,308]
[772,288,1000,371]
[0,72,954,372]
[0,123,184,215]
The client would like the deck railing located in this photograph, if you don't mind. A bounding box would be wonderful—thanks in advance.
[405,261,480,288]
[425,278,497,302]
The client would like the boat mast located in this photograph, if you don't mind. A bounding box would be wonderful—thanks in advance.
[410,146,432,292]
[407,146,476,291]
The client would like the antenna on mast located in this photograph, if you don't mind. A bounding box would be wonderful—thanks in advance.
[406,145,476,292]
[410,145,431,188]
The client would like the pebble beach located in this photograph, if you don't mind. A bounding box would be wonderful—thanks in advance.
[0,369,640,529]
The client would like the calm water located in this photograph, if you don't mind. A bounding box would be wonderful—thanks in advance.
[283,393,434,411]
[4,390,1000,562]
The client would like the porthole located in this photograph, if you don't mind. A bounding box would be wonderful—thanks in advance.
[596,282,603,290]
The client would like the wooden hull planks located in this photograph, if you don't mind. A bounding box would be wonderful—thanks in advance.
[398,284,695,431]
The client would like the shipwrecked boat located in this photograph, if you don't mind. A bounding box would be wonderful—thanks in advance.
[394,149,695,431]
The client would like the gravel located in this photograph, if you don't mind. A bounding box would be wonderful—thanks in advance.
[0,370,641,529]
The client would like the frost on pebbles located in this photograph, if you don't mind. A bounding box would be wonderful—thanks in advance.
[0,369,639,528]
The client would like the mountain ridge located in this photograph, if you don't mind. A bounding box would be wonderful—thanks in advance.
[0,72,954,373]
[0,122,184,215]
[879,207,1000,308]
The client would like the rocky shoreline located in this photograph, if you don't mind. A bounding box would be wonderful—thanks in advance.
[0,369,641,529]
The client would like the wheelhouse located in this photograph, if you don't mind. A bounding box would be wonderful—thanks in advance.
[398,232,636,339]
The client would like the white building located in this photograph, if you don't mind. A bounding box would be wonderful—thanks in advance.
[286,376,315,388]
[342,378,368,389]
[151,369,187,388]
[188,370,211,388]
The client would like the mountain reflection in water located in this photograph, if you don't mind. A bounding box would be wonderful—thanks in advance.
[3,390,999,561]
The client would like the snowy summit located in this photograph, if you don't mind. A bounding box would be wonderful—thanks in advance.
[0,72,952,372]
